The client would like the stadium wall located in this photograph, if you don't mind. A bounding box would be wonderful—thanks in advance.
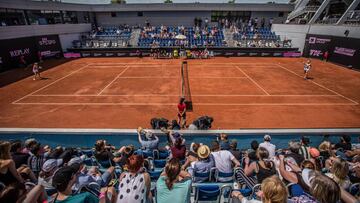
[272,24,360,54]
[96,11,288,27]
[0,24,91,40]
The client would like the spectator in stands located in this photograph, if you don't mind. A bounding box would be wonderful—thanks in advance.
[325,157,351,189]
[137,127,159,151]
[156,158,192,203]
[10,140,29,168]
[335,135,352,151]
[182,143,200,170]
[68,156,114,191]
[52,166,113,203]
[319,141,333,166]
[235,147,276,188]
[217,133,230,150]
[231,176,288,203]
[248,140,259,161]
[0,182,46,203]
[38,159,62,193]
[22,138,37,154]
[27,142,45,177]
[299,136,311,160]
[229,139,241,161]
[170,137,186,160]
[188,145,215,182]
[278,155,315,193]
[94,140,122,165]
[211,140,240,182]
[285,140,304,166]
[259,135,276,158]
[47,146,64,160]
[117,155,151,203]
[309,172,341,203]
[0,141,25,185]
[18,55,27,68]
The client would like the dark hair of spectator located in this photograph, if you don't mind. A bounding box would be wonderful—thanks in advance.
[251,140,259,150]
[211,140,220,151]
[126,155,144,173]
[10,141,22,153]
[0,182,26,203]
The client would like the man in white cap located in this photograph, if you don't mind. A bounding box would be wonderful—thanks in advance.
[38,159,63,192]
[259,134,276,158]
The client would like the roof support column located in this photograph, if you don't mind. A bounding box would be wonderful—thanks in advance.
[336,0,360,25]
[308,0,331,24]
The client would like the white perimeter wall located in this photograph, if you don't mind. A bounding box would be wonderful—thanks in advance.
[0,24,91,51]
[272,24,360,53]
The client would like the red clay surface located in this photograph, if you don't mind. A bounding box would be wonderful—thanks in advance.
[1,57,360,129]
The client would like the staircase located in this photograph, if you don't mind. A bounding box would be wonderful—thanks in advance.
[224,28,236,47]
[129,28,140,47]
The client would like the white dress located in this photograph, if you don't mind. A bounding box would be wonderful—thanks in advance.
[117,172,147,203]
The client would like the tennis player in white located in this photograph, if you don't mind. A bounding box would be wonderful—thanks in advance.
[304,59,311,80]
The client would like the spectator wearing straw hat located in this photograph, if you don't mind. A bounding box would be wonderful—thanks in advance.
[188,145,214,182]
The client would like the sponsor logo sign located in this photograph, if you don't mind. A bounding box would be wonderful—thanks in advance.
[309,37,331,44]
[237,53,247,56]
[273,53,282,57]
[117,53,127,56]
[310,49,322,57]
[249,53,258,56]
[334,47,356,57]
[283,52,302,57]
[94,53,102,57]
[105,53,114,57]
[9,48,30,57]
[225,52,234,56]
[64,52,81,58]
[38,37,56,46]
[261,53,271,56]
[82,53,91,57]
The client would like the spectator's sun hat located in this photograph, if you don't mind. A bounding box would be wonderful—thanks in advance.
[42,159,63,173]
[197,145,210,159]
[301,168,316,187]
[264,134,271,141]
[68,155,86,166]
[309,147,320,158]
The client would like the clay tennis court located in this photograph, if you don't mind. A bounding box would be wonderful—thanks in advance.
[1,57,360,129]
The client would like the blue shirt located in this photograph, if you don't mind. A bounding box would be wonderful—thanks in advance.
[156,176,192,203]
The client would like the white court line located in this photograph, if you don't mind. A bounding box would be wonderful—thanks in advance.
[117,76,179,79]
[13,102,357,106]
[27,94,340,97]
[12,64,89,104]
[235,66,270,96]
[275,63,359,105]
[97,66,130,96]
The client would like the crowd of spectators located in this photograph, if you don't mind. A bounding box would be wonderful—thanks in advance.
[230,20,291,48]
[1,132,360,203]
[138,24,225,48]
[76,25,132,49]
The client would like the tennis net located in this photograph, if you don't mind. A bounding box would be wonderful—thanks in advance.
[181,61,193,111]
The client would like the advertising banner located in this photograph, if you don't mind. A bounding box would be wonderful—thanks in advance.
[0,37,37,71]
[303,34,332,59]
[328,36,360,70]
[35,35,62,59]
